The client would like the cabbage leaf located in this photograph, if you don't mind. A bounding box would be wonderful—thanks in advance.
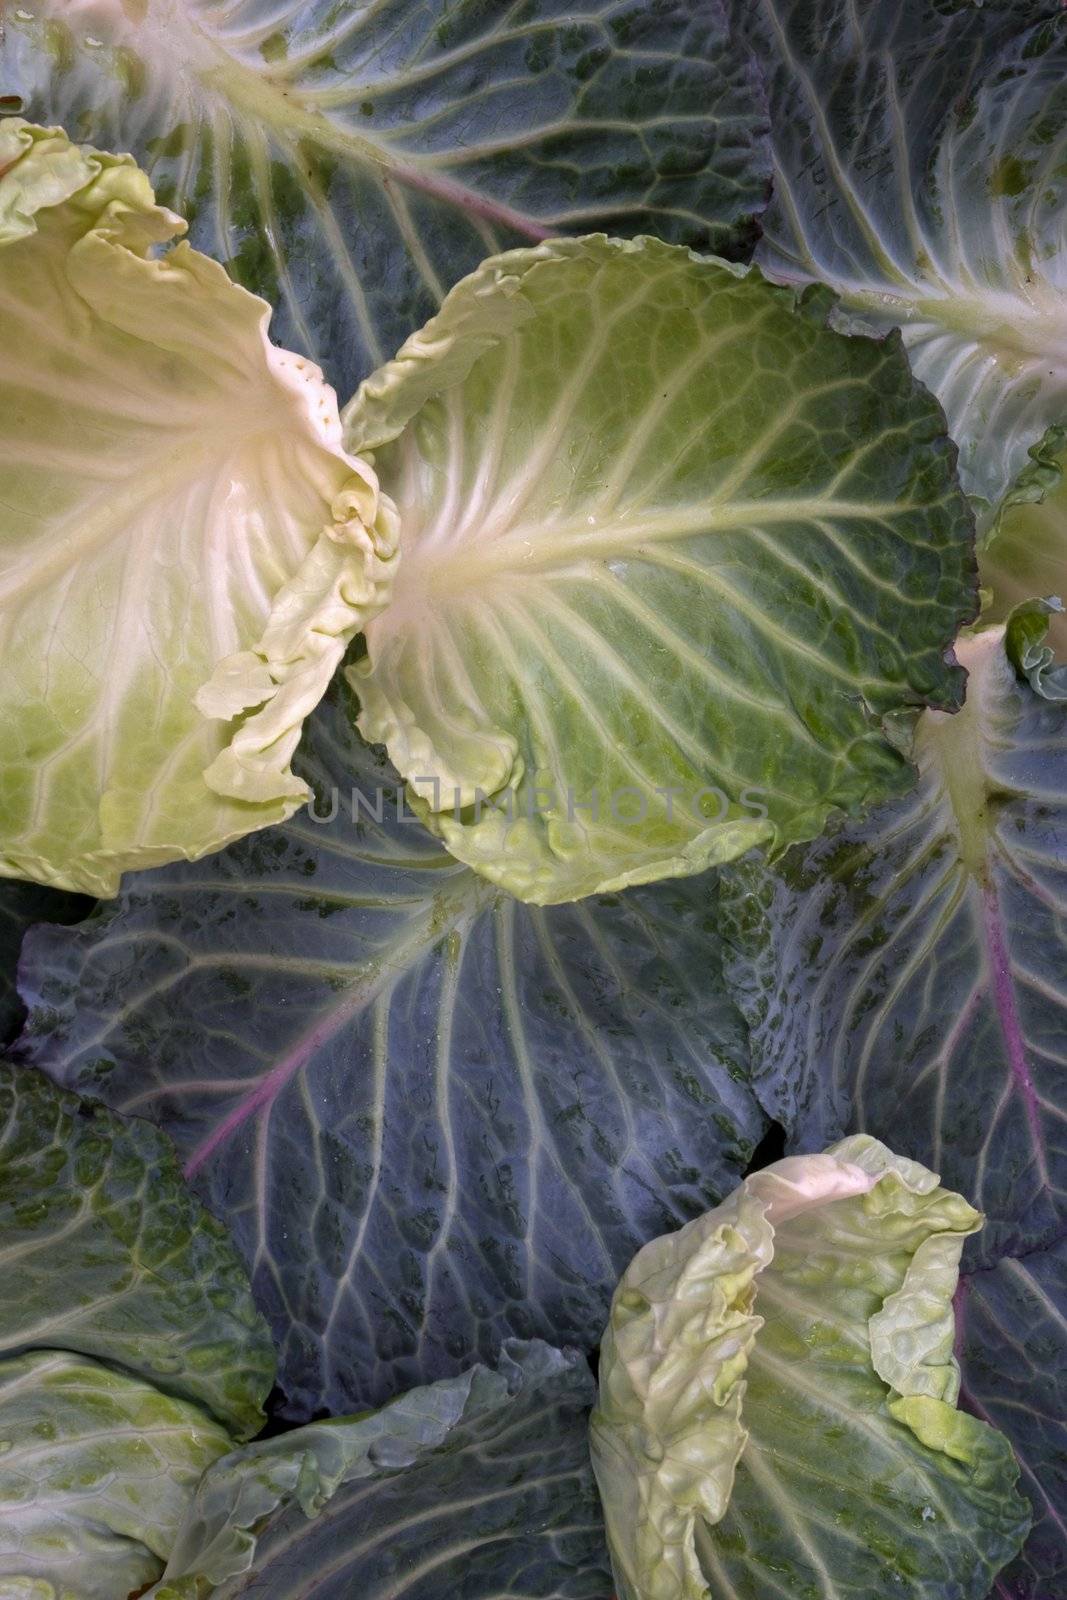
[146,1342,610,1599]
[8,0,772,401]
[16,683,763,1417]
[0,1060,278,1597]
[591,1137,1030,1600]
[0,1058,275,1437]
[0,119,397,895]
[345,233,976,903]
[733,1,1067,525]
[0,1350,232,1600]
[721,625,1066,1265]
[956,1239,1067,1600]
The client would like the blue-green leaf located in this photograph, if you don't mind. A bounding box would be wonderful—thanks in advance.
[16,683,763,1417]
[148,1342,611,1599]
[720,626,1067,1266]
[956,1239,1067,1600]
[8,0,772,400]
[730,0,1067,525]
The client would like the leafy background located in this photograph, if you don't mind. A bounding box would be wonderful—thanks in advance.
[1,0,1065,1595]
[17,684,762,1417]
[11,657,1065,1596]
[7,0,771,398]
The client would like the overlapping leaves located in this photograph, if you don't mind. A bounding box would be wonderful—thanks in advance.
[8,0,772,400]
[150,1342,611,1599]
[2,3,1064,1591]
[0,1063,610,1599]
[732,0,1067,524]
[18,682,764,1416]
[721,628,1067,1265]
[0,1059,275,1434]
[0,1060,272,1595]
[0,1349,234,1600]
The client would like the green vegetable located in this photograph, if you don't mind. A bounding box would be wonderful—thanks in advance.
[591,1137,1030,1600]
[345,234,975,902]
[0,1059,274,1596]
[0,119,396,894]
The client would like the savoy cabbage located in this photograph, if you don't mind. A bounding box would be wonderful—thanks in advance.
[0,2,1063,1596]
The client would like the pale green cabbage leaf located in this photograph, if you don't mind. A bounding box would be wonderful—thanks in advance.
[0,119,398,895]
[0,1350,232,1600]
[591,1136,1030,1600]
[344,233,975,904]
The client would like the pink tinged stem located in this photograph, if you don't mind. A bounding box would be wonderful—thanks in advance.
[981,878,1050,1187]
[183,995,363,1179]
[387,163,554,241]
[952,1276,968,1362]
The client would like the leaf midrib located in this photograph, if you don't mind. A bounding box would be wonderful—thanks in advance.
[391,495,930,601]
[181,865,497,1177]
[59,2,553,242]
[0,431,279,610]
[914,633,1054,1195]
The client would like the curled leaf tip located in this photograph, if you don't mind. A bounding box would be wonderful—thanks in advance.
[592,1137,1028,1600]
[197,467,401,806]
